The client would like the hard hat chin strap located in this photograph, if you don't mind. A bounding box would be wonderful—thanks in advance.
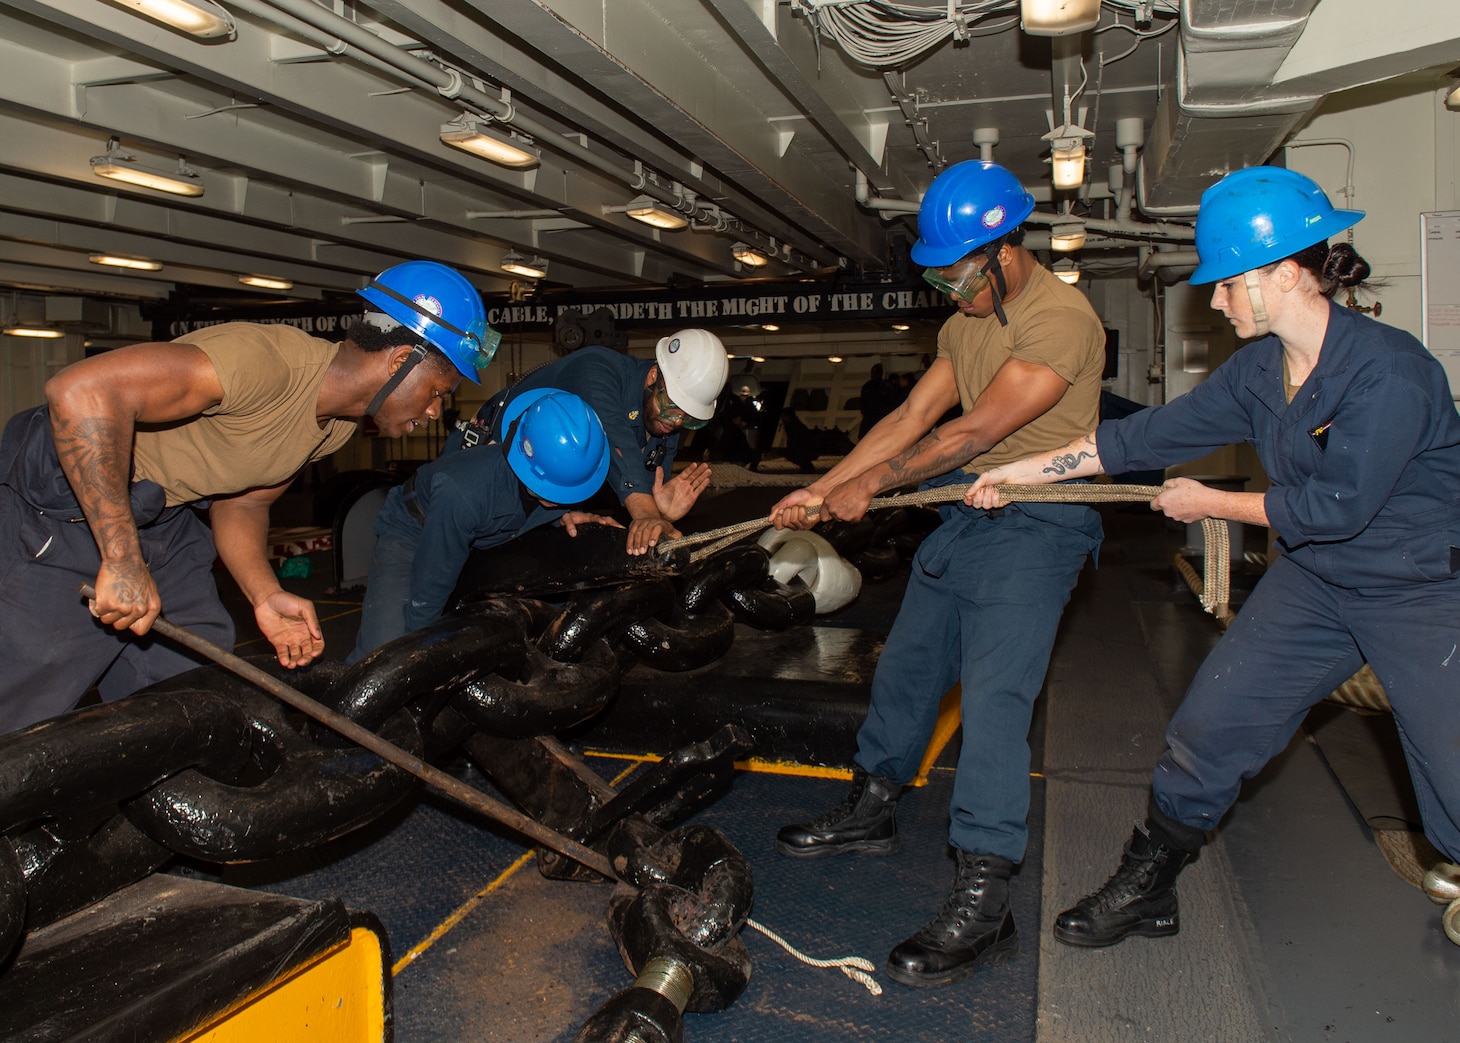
[984,237,1011,327]
[365,343,429,418]
[1243,270,1270,338]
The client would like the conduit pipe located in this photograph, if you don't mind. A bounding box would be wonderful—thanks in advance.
[853,172,1194,245]
[225,0,405,83]
[1138,246,1201,280]
[247,0,793,262]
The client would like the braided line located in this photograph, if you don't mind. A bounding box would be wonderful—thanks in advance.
[658,483,1231,616]
[745,917,882,996]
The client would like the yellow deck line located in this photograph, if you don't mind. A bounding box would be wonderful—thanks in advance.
[393,762,642,974]
[392,851,536,975]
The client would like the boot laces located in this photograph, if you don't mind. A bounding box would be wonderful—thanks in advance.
[1083,846,1161,912]
[809,772,879,828]
[922,865,996,940]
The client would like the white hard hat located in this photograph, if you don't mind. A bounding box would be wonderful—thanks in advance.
[655,329,729,421]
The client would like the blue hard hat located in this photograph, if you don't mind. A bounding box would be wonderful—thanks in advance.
[357,260,499,381]
[911,160,1036,267]
[501,387,610,504]
[1189,167,1364,285]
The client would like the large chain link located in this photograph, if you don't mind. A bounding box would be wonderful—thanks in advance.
[0,521,883,1034]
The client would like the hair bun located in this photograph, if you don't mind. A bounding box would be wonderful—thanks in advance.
[1324,242,1371,289]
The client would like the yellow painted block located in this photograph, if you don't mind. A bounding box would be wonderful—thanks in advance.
[179,925,386,1043]
[912,684,962,786]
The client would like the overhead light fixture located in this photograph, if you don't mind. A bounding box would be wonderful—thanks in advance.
[90,253,163,271]
[892,323,911,332]
[732,242,769,267]
[238,274,293,290]
[827,355,844,364]
[1050,222,1087,252]
[751,355,767,363]
[90,139,204,197]
[1052,259,1081,285]
[103,0,235,38]
[758,326,778,334]
[1045,127,1093,190]
[500,252,548,279]
[4,326,64,338]
[439,115,541,170]
[1447,82,1460,112]
[604,194,690,231]
[1020,0,1100,36]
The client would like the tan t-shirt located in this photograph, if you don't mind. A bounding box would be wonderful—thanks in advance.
[132,323,357,506]
[936,263,1106,473]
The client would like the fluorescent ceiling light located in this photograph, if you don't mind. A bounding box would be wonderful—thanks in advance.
[1020,0,1100,36]
[751,355,767,363]
[892,323,910,332]
[91,140,204,197]
[1052,260,1081,284]
[1050,222,1087,252]
[440,116,540,170]
[500,252,548,279]
[238,274,293,290]
[90,254,163,271]
[622,195,689,231]
[827,355,844,364]
[104,0,235,38]
[5,326,64,338]
[732,242,769,267]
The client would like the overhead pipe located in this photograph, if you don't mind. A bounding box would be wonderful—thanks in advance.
[1114,117,1145,222]
[1138,246,1201,281]
[247,0,809,267]
[853,172,1194,246]
[224,0,407,84]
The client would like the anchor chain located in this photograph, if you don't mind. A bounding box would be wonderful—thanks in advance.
[0,534,891,1035]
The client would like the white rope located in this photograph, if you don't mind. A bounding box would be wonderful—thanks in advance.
[745,917,883,996]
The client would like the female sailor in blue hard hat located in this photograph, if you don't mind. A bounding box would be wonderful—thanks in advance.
[969,166,1460,949]
[0,259,496,734]
[770,159,1108,988]
[346,388,620,663]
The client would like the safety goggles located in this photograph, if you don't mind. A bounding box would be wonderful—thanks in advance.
[653,385,708,430]
[921,253,992,301]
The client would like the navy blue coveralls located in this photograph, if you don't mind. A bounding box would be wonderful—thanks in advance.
[346,444,563,664]
[0,406,233,733]
[1099,302,1460,862]
[446,346,674,507]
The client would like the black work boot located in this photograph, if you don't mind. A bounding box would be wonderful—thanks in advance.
[1053,816,1201,948]
[775,767,902,858]
[886,851,1018,987]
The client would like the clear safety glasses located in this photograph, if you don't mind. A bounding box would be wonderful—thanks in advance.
[922,253,992,301]
[654,385,708,430]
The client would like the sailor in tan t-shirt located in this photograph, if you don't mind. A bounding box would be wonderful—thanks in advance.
[0,260,498,734]
[769,161,1106,988]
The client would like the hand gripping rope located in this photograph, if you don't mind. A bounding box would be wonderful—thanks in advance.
[656,482,1234,620]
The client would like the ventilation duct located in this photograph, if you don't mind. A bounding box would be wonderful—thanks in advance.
[1138,0,1324,215]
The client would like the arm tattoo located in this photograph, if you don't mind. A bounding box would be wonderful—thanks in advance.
[876,427,985,493]
[50,414,143,564]
[1041,450,1098,476]
[1041,435,1099,477]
